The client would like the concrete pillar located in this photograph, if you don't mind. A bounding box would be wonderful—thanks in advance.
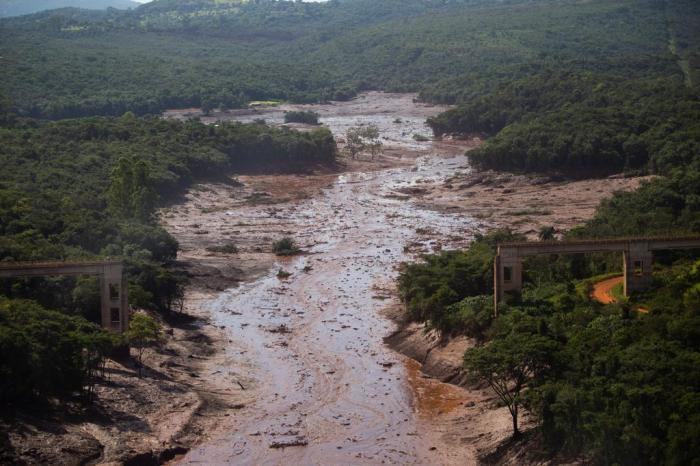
[623,243,653,296]
[100,264,128,332]
[494,250,523,315]
[494,255,501,316]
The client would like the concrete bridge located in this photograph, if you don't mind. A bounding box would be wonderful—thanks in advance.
[494,236,700,314]
[0,260,129,332]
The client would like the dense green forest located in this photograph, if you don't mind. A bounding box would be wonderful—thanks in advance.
[0,107,335,402]
[423,0,700,175]
[1,0,696,120]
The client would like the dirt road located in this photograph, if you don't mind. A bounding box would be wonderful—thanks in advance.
[590,275,649,313]
[591,275,623,305]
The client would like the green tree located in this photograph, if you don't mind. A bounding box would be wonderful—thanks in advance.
[538,226,556,241]
[126,312,162,377]
[107,157,157,222]
[343,124,382,160]
[272,236,300,256]
[442,295,493,343]
[464,332,557,437]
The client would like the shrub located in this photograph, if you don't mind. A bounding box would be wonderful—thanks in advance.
[272,237,301,256]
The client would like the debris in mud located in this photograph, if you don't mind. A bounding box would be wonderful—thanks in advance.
[206,242,239,254]
[269,437,309,449]
[395,186,428,196]
[267,324,292,334]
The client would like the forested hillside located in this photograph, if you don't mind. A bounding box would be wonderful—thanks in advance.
[424,0,700,175]
[394,0,700,455]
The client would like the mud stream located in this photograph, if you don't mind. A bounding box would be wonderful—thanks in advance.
[172,94,483,465]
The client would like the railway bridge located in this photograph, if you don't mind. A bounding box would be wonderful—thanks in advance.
[494,236,700,314]
[0,260,128,332]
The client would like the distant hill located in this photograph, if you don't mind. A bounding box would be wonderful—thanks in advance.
[0,0,140,17]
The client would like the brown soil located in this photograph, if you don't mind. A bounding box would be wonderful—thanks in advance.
[417,170,651,239]
[590,275,650,313]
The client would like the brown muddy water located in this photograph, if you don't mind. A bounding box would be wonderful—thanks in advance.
[168,94,492,465]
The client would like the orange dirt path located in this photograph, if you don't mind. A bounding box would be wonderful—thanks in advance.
[591,275,623,304]
[590,275,649,313]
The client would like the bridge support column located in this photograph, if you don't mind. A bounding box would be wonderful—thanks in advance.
[100,264,129,333]
[494,252,523,315]
[623,244,653,296]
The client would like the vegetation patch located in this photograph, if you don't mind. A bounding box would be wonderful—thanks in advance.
[206,242,239,254]
[284,110,320,125]
[272,237,301,256]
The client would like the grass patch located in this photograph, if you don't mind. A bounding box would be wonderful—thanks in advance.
[610,282,626,302]
[249,100,281,107]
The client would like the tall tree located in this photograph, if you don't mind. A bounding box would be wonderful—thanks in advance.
[464,332,556,437]
[107,156,157,222]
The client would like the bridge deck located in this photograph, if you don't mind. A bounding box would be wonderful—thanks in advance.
[0,260,123,278]
[498,236,700,256]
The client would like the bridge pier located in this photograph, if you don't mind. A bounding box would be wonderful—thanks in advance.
[493,250,523,315]
[100,263,129,333]
[623,244,653,295]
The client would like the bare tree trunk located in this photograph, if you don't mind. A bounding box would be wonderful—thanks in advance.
[512,404,520,438]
